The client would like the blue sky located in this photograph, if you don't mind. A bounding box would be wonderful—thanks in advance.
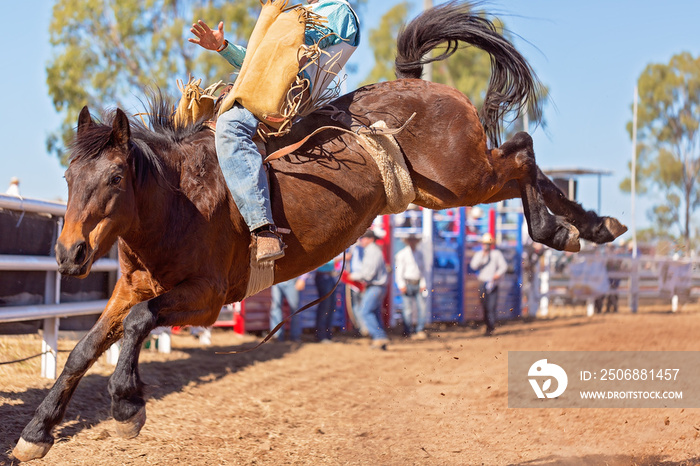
[2,0,698,235]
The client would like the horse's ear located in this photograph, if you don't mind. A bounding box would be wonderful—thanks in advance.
[77,106,93,138]
[110,108,131,148]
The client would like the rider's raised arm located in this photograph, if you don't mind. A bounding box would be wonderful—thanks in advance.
[218,42,247,70]
[188,20,247,70]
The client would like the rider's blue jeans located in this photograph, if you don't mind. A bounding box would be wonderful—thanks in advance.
[215,103,273,231]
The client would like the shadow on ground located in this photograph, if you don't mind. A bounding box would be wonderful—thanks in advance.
[0,338,296,464]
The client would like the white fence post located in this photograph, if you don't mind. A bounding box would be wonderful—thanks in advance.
[629,257,639,313]
[671,253,680,312]
[586,298,595,317]
[105,342,121,366]
[41,258,60,378]
[41,317,59,379]
[527,256,541,316]
[538,249,551,317]
[157,332,171,353]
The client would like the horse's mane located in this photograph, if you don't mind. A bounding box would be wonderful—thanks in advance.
[69,94,209,186]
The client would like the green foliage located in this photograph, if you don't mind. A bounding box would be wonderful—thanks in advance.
[46,0,367,165]
[636,195,682,251]
[47,0,261,164]
[362,1,495,97]
[620,52,700,243]
[362,1,410,85]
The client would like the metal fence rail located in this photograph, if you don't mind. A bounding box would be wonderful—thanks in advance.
[0,254,118,272]
[532,249,700,317]
[0,194,67,216]
[0,194,120,378]
[0,300,110,323]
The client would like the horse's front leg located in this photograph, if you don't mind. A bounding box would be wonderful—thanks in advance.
[108,278,225,439]
[13,279,138,462]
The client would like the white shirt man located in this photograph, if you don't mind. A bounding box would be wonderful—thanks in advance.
[394,235,428,338]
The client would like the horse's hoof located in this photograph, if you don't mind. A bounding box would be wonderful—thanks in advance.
[604,217,628,240]
[115,406,147,439]
[12,438,53,462]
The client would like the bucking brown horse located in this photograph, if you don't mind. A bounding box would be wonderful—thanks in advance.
[13,2,626,461]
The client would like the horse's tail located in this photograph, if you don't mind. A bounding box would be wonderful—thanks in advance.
[395,1,542,146]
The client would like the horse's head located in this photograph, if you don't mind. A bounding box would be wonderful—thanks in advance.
[56,106,137,277]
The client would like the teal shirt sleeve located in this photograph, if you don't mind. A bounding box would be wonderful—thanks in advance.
[316,259,336,272]
[306,1,360,49]
[218,42,247,70]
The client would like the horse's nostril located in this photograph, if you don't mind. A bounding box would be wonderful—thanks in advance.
[55,242,68,264]
[74,242,87,264]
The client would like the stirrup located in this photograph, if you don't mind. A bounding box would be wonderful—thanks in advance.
[254,226,287,262]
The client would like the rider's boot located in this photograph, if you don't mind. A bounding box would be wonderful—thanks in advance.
[254,225,286,262]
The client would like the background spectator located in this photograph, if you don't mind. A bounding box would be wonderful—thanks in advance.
[6,177,20,196]
[270,276,307,342]
[350,229,389,350]
[395,234,427,339]
[315,256,341,343]
[470,233,507,336]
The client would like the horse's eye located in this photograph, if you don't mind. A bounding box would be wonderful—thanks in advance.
[110,175,123,186]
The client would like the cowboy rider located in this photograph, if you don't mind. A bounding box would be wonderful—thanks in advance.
[189,0,360,262]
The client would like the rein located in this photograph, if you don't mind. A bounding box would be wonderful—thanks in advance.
[217,254,348,354]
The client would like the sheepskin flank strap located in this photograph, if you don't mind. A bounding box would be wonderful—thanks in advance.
[244,237,275,298]
[358,121,416,214]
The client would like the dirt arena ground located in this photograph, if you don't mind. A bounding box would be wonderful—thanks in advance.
[2,309,700,465]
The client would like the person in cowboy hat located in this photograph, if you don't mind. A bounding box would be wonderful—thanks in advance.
[469,232,507,336]
[6,176,20,197]
[350,229,390,349]
[394,233,428,339]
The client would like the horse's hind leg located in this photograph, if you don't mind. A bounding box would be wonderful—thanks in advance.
[108,279,224,439]
[493,132,581,252]
[13,281,135,462]
[534,167,627,243]
[482,168,627,244]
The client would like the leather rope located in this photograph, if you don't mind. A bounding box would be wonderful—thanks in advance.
[263,112,417,164]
